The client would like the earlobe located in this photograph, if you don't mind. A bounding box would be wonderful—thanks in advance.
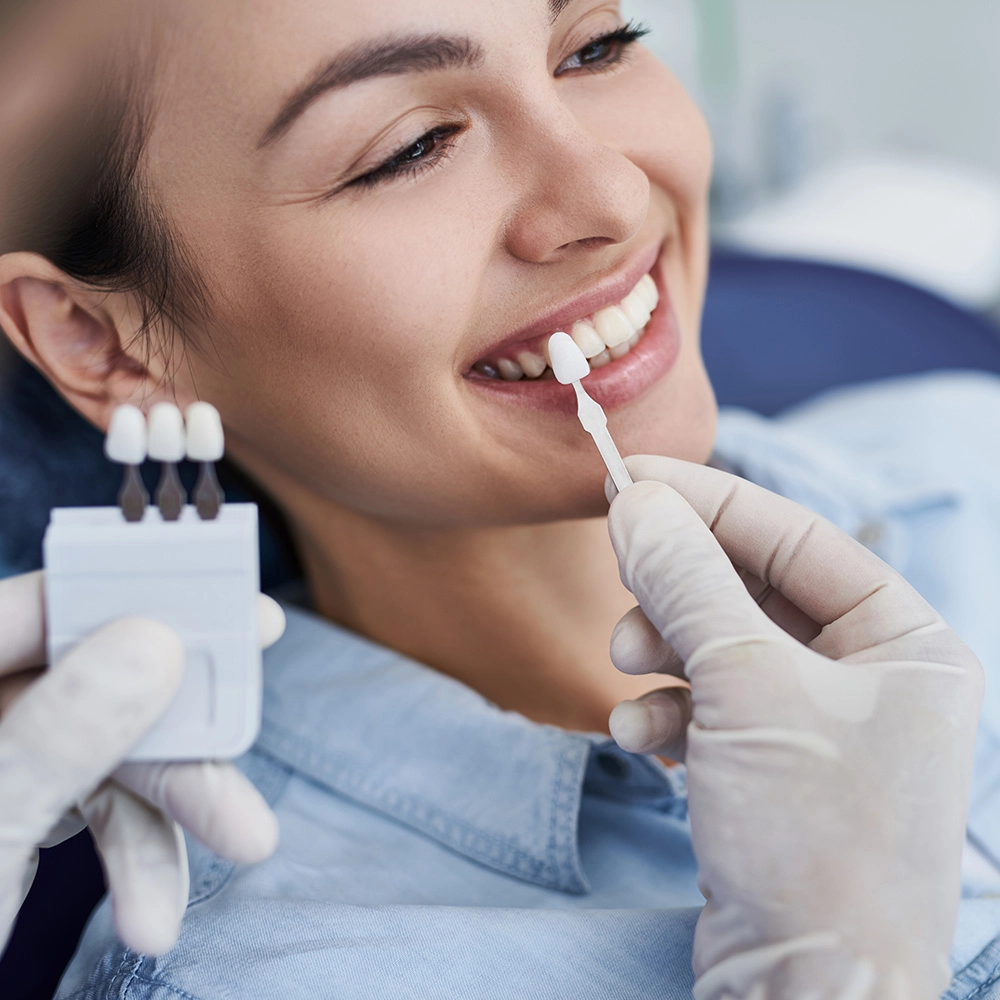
[0,252,153,430]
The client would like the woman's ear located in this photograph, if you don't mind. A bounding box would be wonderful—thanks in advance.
[0,251,165,431]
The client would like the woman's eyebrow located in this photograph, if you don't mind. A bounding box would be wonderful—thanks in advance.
[258,34,484,149]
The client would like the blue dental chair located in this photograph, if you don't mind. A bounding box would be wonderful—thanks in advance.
[2,249,1000,999]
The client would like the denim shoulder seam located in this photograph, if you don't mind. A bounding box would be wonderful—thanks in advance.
[944,934,1000,999]
[123,975,204,1000]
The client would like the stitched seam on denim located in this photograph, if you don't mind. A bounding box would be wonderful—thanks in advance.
[546,740,590,893]
[254,726,573,890]
[944,935,1000,1000]
[123,975,203,1000]
[106,951,143,1000]
[186,750,292,906]
[958,967,1000,1000]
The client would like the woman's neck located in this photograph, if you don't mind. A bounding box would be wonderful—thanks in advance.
[289,503,663,733]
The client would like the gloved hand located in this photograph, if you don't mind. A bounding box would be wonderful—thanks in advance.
[605,456,983,1000]
[0,570,286,956]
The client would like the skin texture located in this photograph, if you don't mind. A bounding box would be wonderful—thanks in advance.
[0,0,716,732]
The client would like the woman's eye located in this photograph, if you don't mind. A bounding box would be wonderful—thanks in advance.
[350,125,463,190]
[555,20,650,77]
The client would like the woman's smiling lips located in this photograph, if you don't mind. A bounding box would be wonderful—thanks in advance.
[463,245,680,413]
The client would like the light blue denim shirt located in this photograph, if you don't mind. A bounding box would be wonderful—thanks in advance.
[57,372,1000,1000]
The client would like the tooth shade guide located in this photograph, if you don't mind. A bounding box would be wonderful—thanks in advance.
[105,405,147,465]
[147,402,186,462]
[547,332,591,384]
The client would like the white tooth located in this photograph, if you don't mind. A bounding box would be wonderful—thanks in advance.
[497,358,524,381]
[594,305,634,348]
[626,332,640,348]
[609,340,633,360]
[588,349,612,368]
[636,274,659,310]
[570,321,607,359]
[517,350,547,378]
[620,289,651,331]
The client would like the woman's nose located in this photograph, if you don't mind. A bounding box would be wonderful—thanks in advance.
[502,109,650,263]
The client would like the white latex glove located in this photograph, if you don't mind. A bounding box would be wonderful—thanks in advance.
[605,456,983,1000]
[0,571,286,956]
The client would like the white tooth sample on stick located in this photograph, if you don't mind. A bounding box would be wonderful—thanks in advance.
[547,332,633,494]
[147,402,187,521]
[186,402,226,520]
[105,404,149,522]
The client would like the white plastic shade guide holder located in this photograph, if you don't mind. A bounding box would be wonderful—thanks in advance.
[43,504,262,760]
[547,332,634,494]
[147,402,187,521]
[104,404,149,522]
[185,402,225,520]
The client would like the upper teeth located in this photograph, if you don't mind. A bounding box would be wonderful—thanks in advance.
[476,273,659,381]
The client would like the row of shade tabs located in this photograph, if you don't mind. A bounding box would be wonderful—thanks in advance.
[104,402,226,523]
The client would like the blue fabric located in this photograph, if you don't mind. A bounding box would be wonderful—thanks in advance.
[702,251,1000,416]
[55,371,1000,999]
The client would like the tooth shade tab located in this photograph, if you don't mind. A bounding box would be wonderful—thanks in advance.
[594,305,633,348]
[105,405,147,465]
[147,402,186,462]
[547,332,591,384]
[571,321,606,359]
[186,402,225,462]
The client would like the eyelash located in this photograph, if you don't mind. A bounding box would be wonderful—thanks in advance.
[348,19,650,191]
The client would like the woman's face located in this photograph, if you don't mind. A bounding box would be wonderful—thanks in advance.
[146,0,715,527]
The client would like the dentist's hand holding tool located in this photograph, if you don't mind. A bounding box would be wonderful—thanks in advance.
[0,572,286,957]
[606,456,983,1000]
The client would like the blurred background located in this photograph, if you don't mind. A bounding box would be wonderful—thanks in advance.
[627,0,1000,317]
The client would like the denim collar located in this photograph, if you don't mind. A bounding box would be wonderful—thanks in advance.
[255,605,682,894]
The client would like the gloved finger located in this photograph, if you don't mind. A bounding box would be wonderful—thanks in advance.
[609,687,691,759]
[0,617,183,849]
[736,568,823,646]
[610,457,937,651]
[38,809,87,848]
[114,760,279,865]
[610,605,685,677]
[82,782,188,956]
[256,594,286,650]
[0,571,45,674]
[608,480,786,668]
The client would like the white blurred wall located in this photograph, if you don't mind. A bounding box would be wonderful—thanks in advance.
[627,0,1000,193]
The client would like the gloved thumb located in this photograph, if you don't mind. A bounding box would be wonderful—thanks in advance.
[607,480,786,676]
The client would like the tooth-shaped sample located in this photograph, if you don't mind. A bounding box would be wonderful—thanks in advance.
[594,305,634,348]
[105,405,149,522]
[105,405,147,465]
[186,402,225,520]
[147,403,186,462]
[570,321,606,359]
[589,349,612,368]
[547,332,591,384]
[185,402,225,461]
[636,274,659,310]
[497,358,524,381]
[620,289,652,331]
[148,402,187,521]
[516,350,547,378]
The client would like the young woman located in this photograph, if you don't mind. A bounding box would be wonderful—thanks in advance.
[1,1,999,996]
